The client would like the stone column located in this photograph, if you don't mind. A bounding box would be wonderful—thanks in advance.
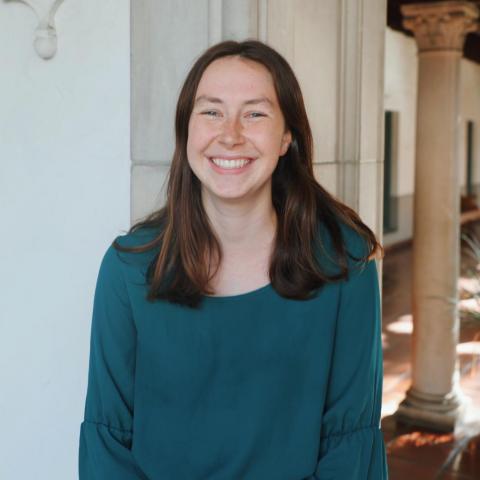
[397,1,479,431]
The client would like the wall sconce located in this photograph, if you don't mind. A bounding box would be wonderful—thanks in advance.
[5,0,65,60]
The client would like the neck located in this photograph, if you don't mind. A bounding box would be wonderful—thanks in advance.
[201,189,277,255]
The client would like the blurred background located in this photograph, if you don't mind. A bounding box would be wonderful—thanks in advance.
[0,0,479,479]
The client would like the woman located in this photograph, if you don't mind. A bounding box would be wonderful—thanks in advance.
[79,40,388,479]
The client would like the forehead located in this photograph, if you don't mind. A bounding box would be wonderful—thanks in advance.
[195,56,277,101]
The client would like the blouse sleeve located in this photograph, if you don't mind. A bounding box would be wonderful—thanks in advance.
[309,257,389,479]
[79,245,148,479]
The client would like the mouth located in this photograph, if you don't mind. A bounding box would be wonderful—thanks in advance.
[208,156,255,173]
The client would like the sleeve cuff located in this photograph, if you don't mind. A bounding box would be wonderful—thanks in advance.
[311,424,388,480]
[79,421,148,480]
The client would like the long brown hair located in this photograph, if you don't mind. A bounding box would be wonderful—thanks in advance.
[114,39,383,308]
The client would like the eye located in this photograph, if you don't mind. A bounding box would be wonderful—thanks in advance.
[247,112,266,118]
[201,110,221,117]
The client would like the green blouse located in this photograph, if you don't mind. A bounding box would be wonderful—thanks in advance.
[79,223,388,479]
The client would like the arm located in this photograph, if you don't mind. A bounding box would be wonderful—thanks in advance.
[309,258,388,479]
[79,245,149,479]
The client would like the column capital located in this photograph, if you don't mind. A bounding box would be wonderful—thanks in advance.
[401,1,479,53]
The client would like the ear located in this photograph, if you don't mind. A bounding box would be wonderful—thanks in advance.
[280,130,292,156]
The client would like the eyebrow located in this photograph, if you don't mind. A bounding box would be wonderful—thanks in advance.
[194,95,274,107]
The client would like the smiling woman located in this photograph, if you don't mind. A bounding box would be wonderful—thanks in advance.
[79,40,388,479]
[187,56,291,207]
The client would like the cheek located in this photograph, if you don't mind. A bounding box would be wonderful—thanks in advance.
[187,120,215,151]
[251,126,286,154]
[186,121,200,166]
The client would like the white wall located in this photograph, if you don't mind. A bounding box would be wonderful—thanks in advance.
[459,58,480,189]
[0,2,130,479]
[384,27,418,198]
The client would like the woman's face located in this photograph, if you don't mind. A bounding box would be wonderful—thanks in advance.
[187,56,291,204]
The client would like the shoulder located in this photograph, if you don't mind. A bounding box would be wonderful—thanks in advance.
[339,222,371,264]
[114,225,162,249]
[97,226,162,280]
[338,224,379,297]
[316,219,372,276]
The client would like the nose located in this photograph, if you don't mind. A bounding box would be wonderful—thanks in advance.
[218,116,245,147]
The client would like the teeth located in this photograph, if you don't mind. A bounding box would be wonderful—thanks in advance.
[211,157,251,169]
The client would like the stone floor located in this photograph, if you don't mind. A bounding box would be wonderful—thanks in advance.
[381,223,480,479]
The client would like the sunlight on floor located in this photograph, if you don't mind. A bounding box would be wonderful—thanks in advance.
[457,340,480,356]
[386,314,413,335]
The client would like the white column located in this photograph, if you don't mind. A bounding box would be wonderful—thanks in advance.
[335,0,386,234]
[397,1,479,431]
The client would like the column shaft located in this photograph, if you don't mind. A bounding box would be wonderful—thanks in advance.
[412,51,460,397]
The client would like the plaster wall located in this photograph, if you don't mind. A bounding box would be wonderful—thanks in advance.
[0,2,130,479]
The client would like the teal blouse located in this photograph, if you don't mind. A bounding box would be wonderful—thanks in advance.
[79,224,388,479]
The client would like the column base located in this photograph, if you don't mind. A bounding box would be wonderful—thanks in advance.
[395,387,472,433]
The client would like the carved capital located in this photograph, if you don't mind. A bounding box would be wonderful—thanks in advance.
[401,1,479,53]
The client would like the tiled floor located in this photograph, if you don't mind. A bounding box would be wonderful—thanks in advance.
[381,223,480,479]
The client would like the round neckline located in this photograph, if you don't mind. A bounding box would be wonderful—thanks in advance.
[202,281,272,301]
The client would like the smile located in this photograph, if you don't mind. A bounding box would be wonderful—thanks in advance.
[208,157,254,172]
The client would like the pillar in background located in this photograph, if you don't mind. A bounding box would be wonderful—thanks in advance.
[397,1,479,431]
